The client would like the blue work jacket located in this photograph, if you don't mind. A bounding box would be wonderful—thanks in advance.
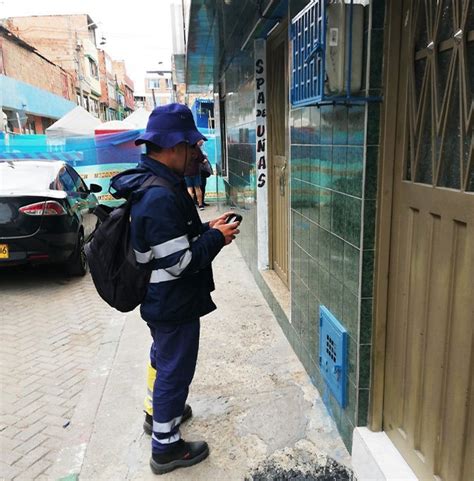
[110,155,225,325]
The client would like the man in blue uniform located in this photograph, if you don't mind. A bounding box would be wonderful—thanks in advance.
[110,104,240,475]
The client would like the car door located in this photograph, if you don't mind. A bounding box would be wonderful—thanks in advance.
[66,166,98,238]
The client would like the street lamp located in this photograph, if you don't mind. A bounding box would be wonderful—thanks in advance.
[146,70,172,75]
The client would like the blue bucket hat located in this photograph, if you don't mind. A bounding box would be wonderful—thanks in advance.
[135,103,207,148]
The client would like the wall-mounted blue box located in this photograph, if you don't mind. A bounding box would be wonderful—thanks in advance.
[319,305,348,407]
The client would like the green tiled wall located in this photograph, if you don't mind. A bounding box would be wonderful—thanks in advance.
[218,0,385,451]
[288,1,385,447]
[291,102,366,447]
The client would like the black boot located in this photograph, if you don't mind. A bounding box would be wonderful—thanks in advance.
[150,439,209,475]
[143,404,192,435]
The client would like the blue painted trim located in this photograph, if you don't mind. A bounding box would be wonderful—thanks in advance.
[321,0,327,102]
[0,75,77,119]
[255,0,289,39]
[346,0,354,99]
[292,96,382,107]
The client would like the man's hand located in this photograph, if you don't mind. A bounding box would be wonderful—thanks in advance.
[209,211,235,229]
[212,218,240,245]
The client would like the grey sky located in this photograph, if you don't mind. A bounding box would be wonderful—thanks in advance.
[1,0,176,93]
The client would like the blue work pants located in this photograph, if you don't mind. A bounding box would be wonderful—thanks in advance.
[148,320,200,453]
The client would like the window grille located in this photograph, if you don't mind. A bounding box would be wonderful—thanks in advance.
[291,0,380,106]
[291,0,325,106]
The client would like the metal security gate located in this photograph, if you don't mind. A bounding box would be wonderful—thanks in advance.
[267,24,290,286]
[382,1,474,479]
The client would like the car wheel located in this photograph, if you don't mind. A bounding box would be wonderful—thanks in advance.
[67,231,87,277]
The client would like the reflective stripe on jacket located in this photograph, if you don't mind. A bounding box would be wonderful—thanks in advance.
[110,155,225,324]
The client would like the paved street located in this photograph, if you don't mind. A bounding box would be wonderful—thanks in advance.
[0,264,125,480]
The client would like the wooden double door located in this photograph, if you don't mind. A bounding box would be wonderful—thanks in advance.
[382,1,473,480]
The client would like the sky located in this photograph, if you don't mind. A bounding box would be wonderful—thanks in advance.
[1,0,177,93]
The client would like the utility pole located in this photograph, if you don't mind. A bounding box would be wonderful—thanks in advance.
[75,32,84,108]
[15,112,23,135]
[172,84,177,103]
[181,0,187,52]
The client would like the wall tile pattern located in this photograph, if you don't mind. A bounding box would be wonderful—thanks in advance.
[218,1,385,450]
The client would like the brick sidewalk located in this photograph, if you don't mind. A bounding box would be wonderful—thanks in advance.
[0,266,123,481]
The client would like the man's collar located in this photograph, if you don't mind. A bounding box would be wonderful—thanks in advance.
[140,154,182,186]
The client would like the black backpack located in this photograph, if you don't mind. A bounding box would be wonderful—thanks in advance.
[85,176,173,312]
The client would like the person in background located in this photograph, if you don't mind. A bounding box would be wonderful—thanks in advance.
[184,141,206,210]
[197,140,212,207]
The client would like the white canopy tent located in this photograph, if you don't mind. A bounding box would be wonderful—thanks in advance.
[95,119,136,132]
[95,109,150,133]
[123,108,150,130]
[45,106,101,140]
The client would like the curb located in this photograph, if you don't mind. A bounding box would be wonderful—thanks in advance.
[49,313,127,480]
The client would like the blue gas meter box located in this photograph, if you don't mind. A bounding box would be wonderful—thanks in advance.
[319,305,348,407]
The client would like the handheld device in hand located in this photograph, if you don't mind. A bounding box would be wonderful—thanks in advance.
[226,214,242,224]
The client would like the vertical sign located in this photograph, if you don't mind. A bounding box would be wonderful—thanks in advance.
[255,39,269,270]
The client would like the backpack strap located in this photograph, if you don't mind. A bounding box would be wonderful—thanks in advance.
[139,176,175,192]
[128,176,176,206]
[139,176,195,236]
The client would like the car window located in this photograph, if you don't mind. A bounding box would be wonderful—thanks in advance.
[58,168,76,192]
[67,166,88,193]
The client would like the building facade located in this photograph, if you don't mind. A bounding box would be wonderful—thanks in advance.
[0,23,76,134]
[98,50,121,121]
[170,0,187,104]
[112,60,135,116]
[185,1,473,480]
[8,14,102,118]
[98,49,113,121]
[143,72,174,110]
[133,93,147,111]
